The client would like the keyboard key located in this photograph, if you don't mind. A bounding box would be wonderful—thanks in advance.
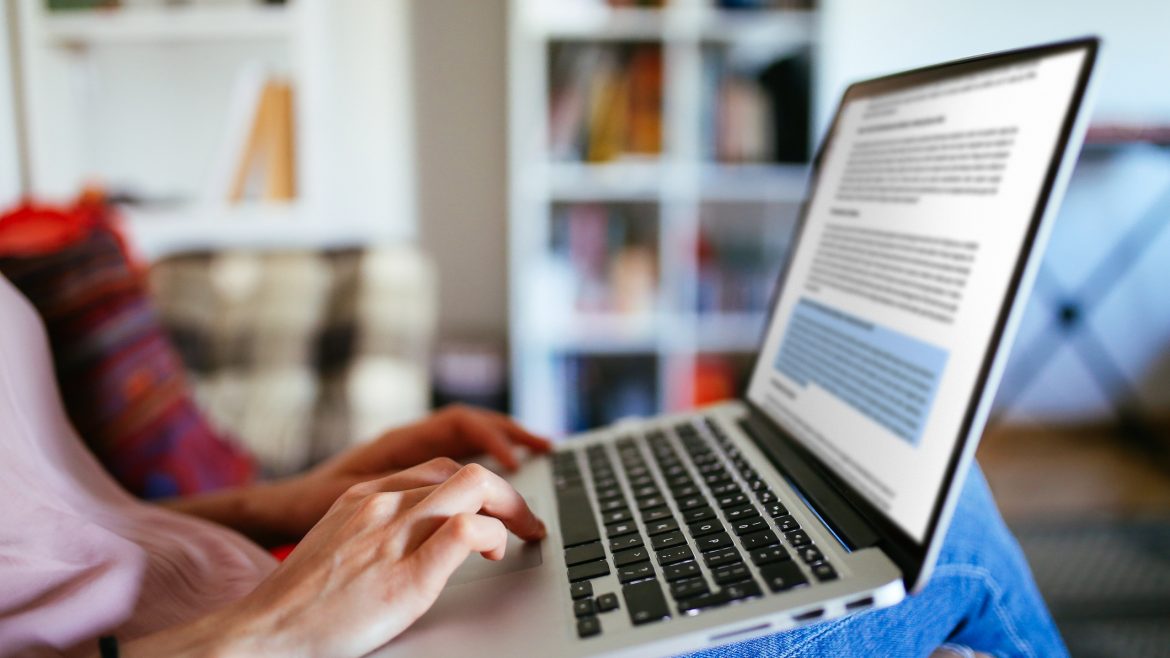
[593,477,618,491]
[663,560,700,582]
[775,516,801,533]
[637,496,666,511]
[568,560,610,582]
[596,592,620,612]
[757,491,778,505]
[609,535,644,552]
[676,496,706,511]
[613,546,651,567]
[702,546,742,569]
[574,598,596,617]
[724,505,760,522]
[645,518,679,536]
[576,615,601,638]
[750,546,790,566]
[670,484,700,499]
[716,493,748,509]
[565,542,605,566]
[656,545,695,566]
[606,521,638,538]
[666,474,692,488]
[600,498,628,514]
[740,530,780,550]
[571,581,593,600]
[785,530,812,547]
[556,488,601,548]
[765,503,789,518]
[759,561,809,593]
[797,546,823,564]
[628,474,655,489]
[688,520,723,538]
[695,532,734,553]
[703,473,733,487]
[812,562,838,581]
[650,531,687,551]
[723,580,763,602]
[669,578,709,600]
[731,518,768,536]
[622,579,672,626]
[632,485,659,499]
[682,507,716,524]
[617,561,656,584]
[711,563,753,586]
[595,486,623,502]
[709,482,742,497]
[602,508,632,525]
[642,507,673,523]
[676,581,760,615]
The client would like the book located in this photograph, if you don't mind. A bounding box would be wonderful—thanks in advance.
[548,44,664,163]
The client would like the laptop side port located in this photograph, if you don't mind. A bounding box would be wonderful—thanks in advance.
[846,596,875,611]
[794,608,825,622]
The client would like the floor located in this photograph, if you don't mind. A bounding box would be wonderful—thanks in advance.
[976,422,1170,657]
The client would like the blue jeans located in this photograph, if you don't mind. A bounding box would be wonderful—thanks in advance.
[689,464,1067,658]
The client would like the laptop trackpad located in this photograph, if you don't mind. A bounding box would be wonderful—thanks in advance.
[446,534,544,587]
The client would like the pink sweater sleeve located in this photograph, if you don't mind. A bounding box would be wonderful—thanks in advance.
[0,275,275,657]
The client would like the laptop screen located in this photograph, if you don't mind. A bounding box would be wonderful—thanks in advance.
[747,46,1091,542]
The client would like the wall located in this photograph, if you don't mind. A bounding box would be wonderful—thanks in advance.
[411,0,510,341]
[816,0,1170,132]
[0,2,20,206]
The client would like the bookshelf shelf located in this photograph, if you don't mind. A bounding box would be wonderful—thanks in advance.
[510,0,816,436]
[547,161,664,200]
[695,8,816,44]
[40,4,296,46]
[698,163,808,201]
[520,4,667,41]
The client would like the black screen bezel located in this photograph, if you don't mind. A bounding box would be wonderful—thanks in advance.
[743,37,1099,587]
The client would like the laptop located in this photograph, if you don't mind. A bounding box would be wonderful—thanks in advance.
[382,38,1099,657]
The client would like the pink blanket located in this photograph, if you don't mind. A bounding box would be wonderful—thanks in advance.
[0,274,275,656]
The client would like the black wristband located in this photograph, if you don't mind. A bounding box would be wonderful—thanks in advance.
[98,635,119,658]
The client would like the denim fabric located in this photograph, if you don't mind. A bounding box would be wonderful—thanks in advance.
[686,464,1068,658]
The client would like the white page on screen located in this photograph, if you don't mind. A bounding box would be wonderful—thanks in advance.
[747,49,1087,541]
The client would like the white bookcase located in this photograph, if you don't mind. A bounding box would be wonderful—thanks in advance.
[13,0,416,259]
[508,0,819,436]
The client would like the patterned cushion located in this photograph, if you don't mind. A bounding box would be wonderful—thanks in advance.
[0,202,256,498]
[149,247,436,476]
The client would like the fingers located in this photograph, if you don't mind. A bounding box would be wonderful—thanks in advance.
[452,410,522,470]
[489,412,553,454]
[405,464,546,549]
[446,405,552,470]
[406,513,509,598]
[345,457,462,497]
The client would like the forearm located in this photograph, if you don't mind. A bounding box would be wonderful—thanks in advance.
[159,481,295,548]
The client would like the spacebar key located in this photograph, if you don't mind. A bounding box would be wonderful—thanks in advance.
[557,488,601,547]
[622,579,672,626]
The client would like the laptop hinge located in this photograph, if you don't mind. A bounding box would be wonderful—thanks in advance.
[739,407,880,550]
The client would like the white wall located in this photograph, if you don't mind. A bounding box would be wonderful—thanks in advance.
[411,0,510,340]
[0,3,20,206]
[817,0,1170,134]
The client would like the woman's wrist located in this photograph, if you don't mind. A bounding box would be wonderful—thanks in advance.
[117,602,273,658]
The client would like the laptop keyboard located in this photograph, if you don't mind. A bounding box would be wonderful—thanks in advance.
[552,416,840,639]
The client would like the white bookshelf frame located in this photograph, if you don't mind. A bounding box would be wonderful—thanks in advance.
[13,0,416,259]
[508,0,818,436]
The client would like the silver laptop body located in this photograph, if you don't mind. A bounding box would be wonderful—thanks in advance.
[379,38,1099,658]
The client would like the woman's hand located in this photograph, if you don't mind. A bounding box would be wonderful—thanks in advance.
[128,459,547,658]
[254,405,552,540]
